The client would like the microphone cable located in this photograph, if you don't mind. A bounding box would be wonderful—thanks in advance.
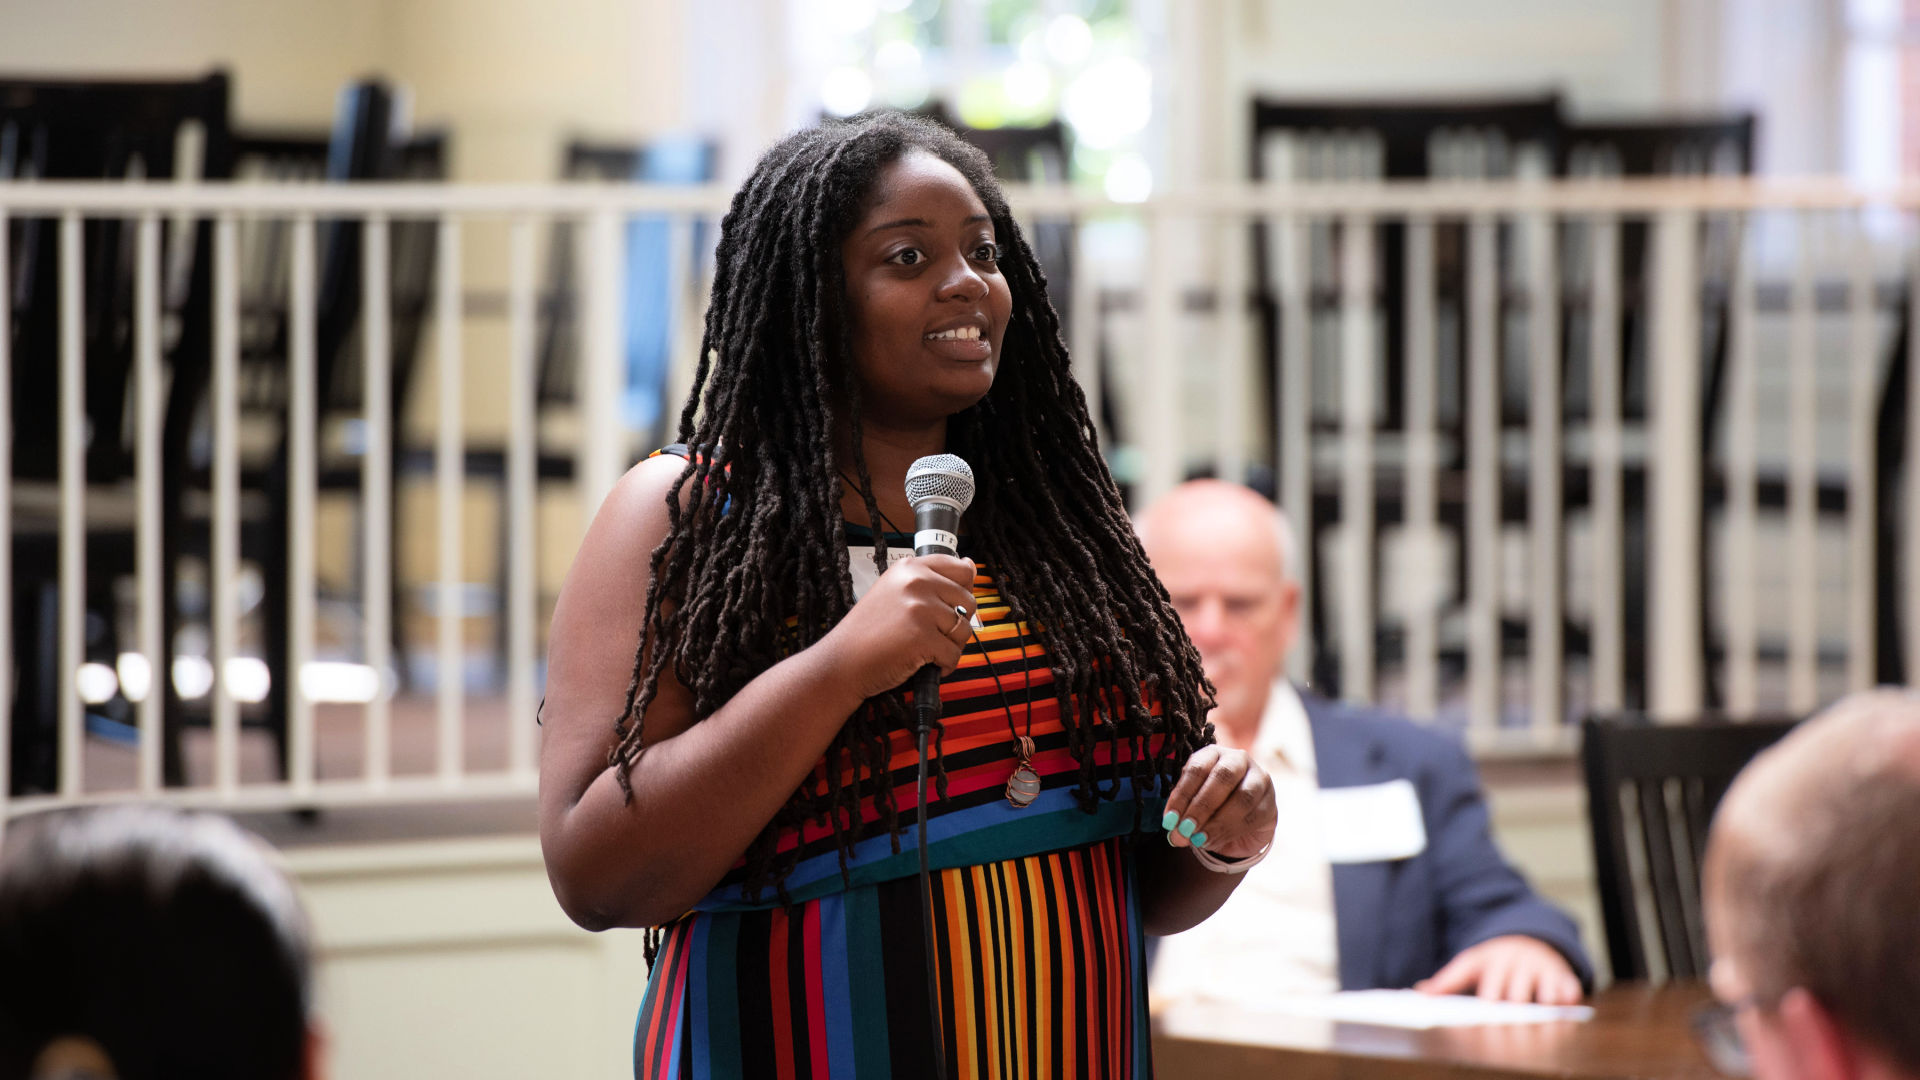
[912,683,949,1080]
[903,454,974,1080]
[845,467,954,1080]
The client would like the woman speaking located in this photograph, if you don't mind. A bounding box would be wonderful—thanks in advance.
[538,112,1277,1079]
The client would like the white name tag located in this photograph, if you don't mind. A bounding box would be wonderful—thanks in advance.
[1315,779,1428,863]
[846,545,984,629]
[847,545,914,602]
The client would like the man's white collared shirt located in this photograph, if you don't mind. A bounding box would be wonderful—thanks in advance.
[1149,680,1340,1009]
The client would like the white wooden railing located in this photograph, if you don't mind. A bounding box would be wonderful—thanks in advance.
[3,177,1917,832]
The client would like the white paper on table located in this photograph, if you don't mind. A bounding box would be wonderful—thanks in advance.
[1253,990,1594,1029]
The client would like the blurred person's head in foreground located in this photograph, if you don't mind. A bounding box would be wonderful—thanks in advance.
[1704,689,1920,1080]
[0,805,320,1080]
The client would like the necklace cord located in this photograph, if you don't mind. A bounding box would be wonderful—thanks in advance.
[844,468,1035,1078]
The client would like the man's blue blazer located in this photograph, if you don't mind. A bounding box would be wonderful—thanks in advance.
[1301,688,1595,992]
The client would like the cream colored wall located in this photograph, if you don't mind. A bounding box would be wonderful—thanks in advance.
[0,0,684,162]
[286,835,653,1080]
[384,0,683,182]
[0,0,389,128]
[1485,777,1609,984]
[1230,0,1668,104]
[1171,0,1676,186]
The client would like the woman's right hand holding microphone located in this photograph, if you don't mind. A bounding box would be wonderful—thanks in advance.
[817,555,979,702]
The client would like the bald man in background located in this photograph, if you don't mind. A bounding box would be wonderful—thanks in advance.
[1140,480,1589,1007]
[1702,690,1920,1080]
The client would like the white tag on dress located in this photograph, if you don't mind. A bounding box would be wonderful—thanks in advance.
[846,544,914,602]
[1315,779,1428,863]
[846,545,983,628]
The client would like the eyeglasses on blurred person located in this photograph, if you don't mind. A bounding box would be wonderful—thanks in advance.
[1700,689,1920,1080]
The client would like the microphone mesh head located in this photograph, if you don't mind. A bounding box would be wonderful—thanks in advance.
[905,454,975,515]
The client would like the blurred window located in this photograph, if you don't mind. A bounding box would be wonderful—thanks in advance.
[789,0,1156,198]
[1843,0,1918,182]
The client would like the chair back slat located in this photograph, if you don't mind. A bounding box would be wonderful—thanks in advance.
[1680,778,1713,883]
[1583,714,1798,982]
[1678,776,1715,973]
[1634,779,1691,976]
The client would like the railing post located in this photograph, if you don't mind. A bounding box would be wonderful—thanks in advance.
[1648,208,1704,721]
[363,215,393,786]
[59,213,86,797]
[136,214,165,793]
[1276,213,1314,684]
[436,217,465,782]
[581,210,625,527]
[1724,213,1759,716]
[1140,205,1181,509]
[1526,207,1562,738]
[1787,213,1819,714]
[212,213,241,794]
[1846,217,1878,692]
[1215,214,1250,485]
[1590,214,1625,715]
[507,218,539,779]
[288,215,318,792]
[1339,212,1376,703]
[1403,215,1439,720]
[1467,213,1501,732]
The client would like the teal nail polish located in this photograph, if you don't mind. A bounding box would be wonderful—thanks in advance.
[1177,817,1197,838]
[1192,832,1209,849]
[1161,810,1179,831]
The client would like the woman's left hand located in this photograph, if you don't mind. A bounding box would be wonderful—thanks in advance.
[1160,745,1277,860]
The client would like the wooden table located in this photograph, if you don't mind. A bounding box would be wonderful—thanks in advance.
[1152,983,1722,1080]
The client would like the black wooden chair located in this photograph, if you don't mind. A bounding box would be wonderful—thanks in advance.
[1246,95,1563,697]
[1580,713,1797,982]
[3,71,233,794]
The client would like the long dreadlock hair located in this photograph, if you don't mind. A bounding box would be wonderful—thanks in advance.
[611,111,1214,908]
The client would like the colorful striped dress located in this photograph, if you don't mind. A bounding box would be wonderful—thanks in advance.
[632,528,1166,1079]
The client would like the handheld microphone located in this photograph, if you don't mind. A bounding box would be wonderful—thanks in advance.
[903,452,972,1080]
[904,453,975,732]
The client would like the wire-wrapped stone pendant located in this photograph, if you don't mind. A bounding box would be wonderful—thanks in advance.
[1005,736,1041,808]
